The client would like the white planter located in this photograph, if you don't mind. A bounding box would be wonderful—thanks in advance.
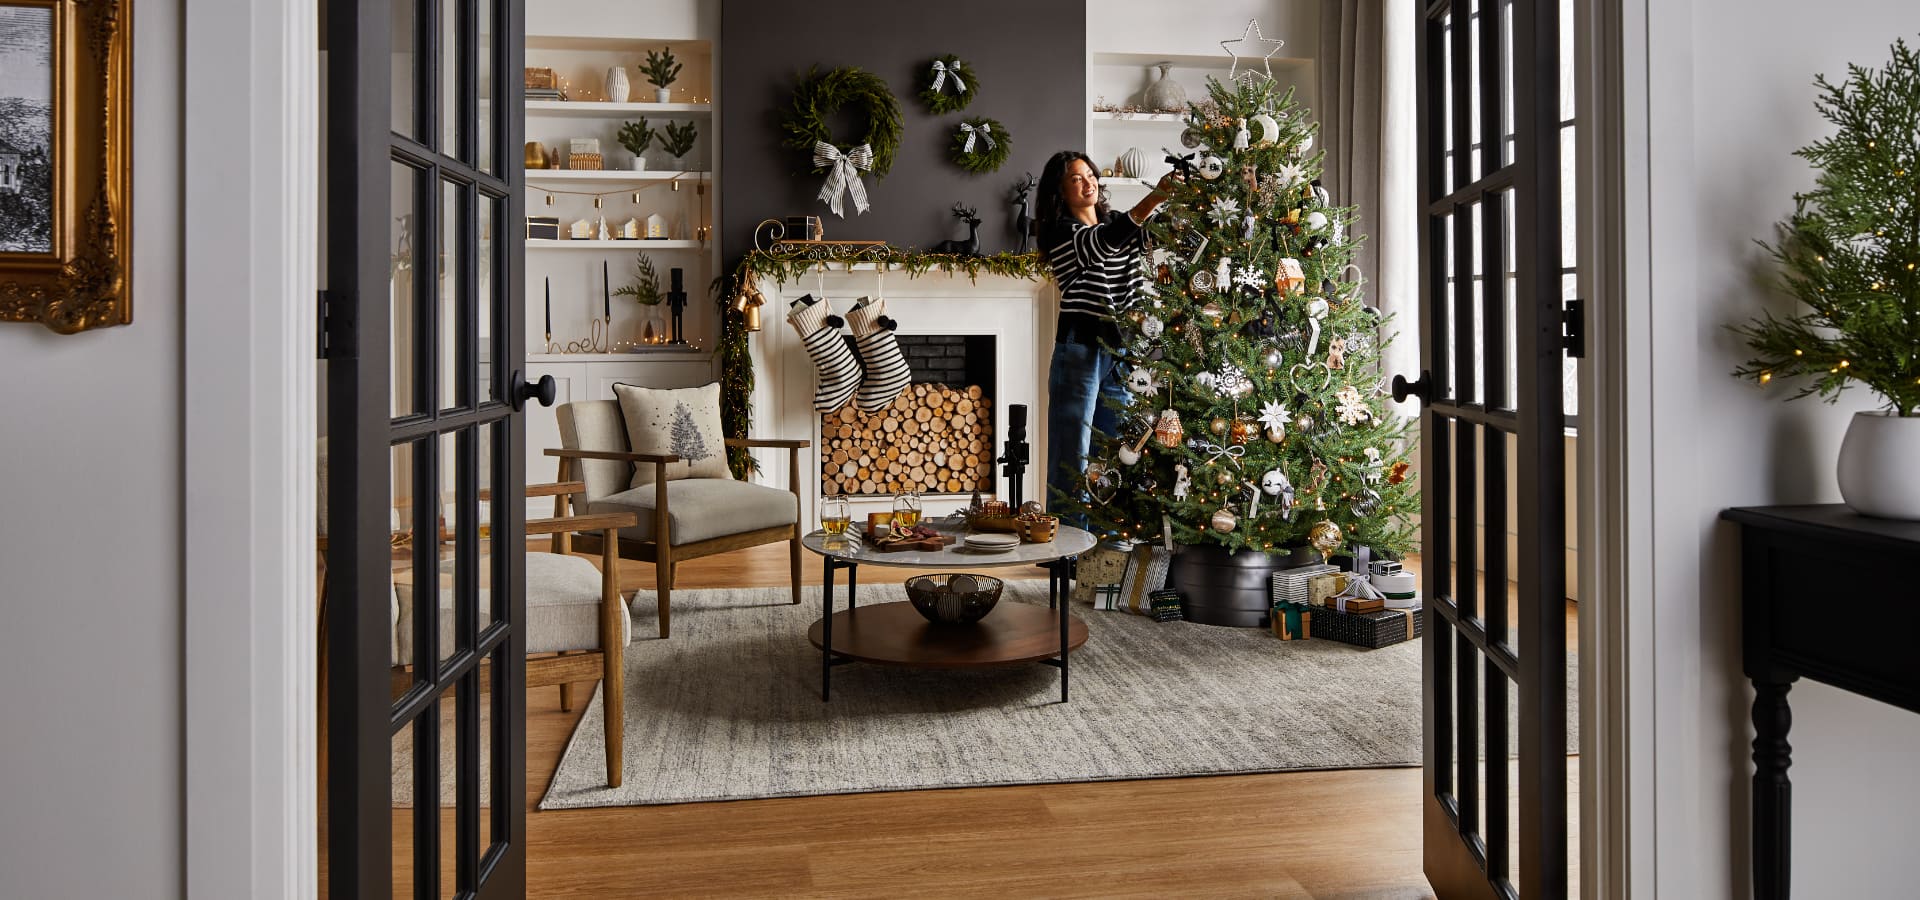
[1837,411,1920,519]
[604,67,630,104]
[630,155,647,171]
[654,87,672,103]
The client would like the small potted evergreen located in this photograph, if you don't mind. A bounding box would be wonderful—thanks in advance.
[660,120,698,168]
[1734,39,1920,518]
[617,118,654,171]
[642,47,682,103]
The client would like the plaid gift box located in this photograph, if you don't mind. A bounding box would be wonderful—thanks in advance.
[1091,584,1124,612]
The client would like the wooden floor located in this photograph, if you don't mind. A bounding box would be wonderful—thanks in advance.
[370,543,1579,899]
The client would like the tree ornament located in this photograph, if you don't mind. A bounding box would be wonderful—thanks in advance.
[1211,507,1239,533]
[1275,160,1308,187]
[918,55,976,114]
[1262,346,1283,369]
[1308,519,1342,560]
[1173,462,1192,500]
[1234,263,1267,291]
[1276,257,1306,293]
[1327,335,1348,369]
[1351,488,1382,517]
[1189,269,1216,293]
[1210,415,1229,436]
[1240,163,1259,192]
[1261,467,1290,496]
[1306,210,1330,232]
[1198,154,1227,180]
[1127,366,1160,394]
[1155,409,1186,448]
[1216,469,1235,486]
[1220,18,1287,84]
[1363,446,1385,483]
[1336,384,1372,425]
[1258,399,1289,440]
[1229,415,1258,445]
[1208,196,1242,227]
[1388,461,1411,484]
[1346,331,1374,355]
[1251,112,1280,147]
[1293,132,1315,156]
[1233,118,1251,149]
[1200,301,1226,321]
[1180,127,1204,150]
[1215,257,1233,293]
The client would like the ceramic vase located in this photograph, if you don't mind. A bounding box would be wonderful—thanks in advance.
[1837,411,1920,519]
[604,66,630,103]
[1142,62,1186,112]
[1117,147,1148,179]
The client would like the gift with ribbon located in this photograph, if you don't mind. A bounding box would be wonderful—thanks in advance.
[1315,605,1421,649]
[1270,600,1313,641]
[813,141,874,218]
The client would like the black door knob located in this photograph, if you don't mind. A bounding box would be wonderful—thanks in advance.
[1391,370,1433,406]
[511,370,556,411]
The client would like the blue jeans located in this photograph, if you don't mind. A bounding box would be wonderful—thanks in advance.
[1045,341,1128,525]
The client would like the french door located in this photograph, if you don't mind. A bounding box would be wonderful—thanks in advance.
[325,0,528,895]
[1404,0,1572,896]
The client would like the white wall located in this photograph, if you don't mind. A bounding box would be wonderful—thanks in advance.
[1638,1,1920,895]
[0,0,184,894]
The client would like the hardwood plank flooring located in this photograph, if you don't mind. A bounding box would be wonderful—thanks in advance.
[365,543,1578,898]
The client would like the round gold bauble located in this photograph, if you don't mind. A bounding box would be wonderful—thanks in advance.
[1209,416,1229,436]
[1266,425,1286,443]
[1211,507,1239,532]
[1308,520,1343,560]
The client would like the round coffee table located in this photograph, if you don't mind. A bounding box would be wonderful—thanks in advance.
[801,522,1096,702]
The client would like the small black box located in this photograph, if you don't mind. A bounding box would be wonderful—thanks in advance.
[526,216,560,240]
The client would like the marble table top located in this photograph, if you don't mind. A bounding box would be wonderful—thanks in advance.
[800,520,1096,568]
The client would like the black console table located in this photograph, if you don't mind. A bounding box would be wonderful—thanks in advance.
[1722,504,1920,900]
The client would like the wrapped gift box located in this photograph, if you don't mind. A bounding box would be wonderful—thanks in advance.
[1271,563,1342,606]
[1270,600,1312,640]
[1148,588,1185,622]
[1315,606,1422,649]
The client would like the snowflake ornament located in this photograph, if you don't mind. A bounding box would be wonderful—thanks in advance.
[1274,161,1308,188]
[1233,264,1266,291]
[1335,385,1372,426]
[1207,197,1242,228]
[1215,364,1254,398]
[1258,400,1290,434]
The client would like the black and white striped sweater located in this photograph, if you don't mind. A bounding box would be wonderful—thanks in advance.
[1041,209,1151,347]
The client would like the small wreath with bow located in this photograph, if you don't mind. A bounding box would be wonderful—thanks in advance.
[917,54,977,114]
[778,66,903,179]
[948,116,1011,174]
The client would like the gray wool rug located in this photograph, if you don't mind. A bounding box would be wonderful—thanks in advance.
[538,580,1567,810]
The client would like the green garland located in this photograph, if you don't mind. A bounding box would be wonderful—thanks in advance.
[718,248,1050,479]
[949,116,1011,174]
[779,66,903,179]
[918,54,977,114]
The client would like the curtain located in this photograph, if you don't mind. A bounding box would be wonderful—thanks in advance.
[1319,0,1419,413]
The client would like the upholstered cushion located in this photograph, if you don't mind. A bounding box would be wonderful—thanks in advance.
[588,478,797,546]
[612,382,733,488]
[557,400,634,505]
[392,552,631,665]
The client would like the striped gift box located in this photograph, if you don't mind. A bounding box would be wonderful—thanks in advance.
[1270,564,1341,606]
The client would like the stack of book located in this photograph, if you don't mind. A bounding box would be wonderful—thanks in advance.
[527,88,565,102]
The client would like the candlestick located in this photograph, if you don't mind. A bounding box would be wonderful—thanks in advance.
[544,277,551,335]
[602,260,611,319]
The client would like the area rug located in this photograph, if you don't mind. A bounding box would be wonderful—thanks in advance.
[539,580,1574,810]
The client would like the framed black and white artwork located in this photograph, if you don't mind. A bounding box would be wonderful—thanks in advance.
[0,0,131,333]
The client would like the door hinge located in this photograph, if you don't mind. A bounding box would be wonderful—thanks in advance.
[1561,298,1586,359]
[316,289,330,359]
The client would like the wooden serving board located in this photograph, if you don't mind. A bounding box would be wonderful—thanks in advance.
[864,529,952,553]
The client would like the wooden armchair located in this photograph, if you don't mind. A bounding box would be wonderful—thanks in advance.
[548,399,808,638]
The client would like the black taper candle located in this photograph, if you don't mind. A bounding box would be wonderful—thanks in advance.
[544,277,551,334]
[670,267,684,291]
[602,260,611,318]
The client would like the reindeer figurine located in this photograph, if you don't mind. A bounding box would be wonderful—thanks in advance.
[932,203,983,257]
[1009,173,1037,254]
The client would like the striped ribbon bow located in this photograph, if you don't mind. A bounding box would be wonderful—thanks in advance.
[958,122,994,154]
[930,60,967,94]
[813,142,873,218]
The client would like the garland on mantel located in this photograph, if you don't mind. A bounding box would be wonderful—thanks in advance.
[718,247,1050,478]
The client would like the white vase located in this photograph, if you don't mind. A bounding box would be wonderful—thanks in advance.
[654,87,672,103]
[1838,411,1920,519]
[1117,147,1148,179]
[1142,62,1186,112]
[604,67,630,103]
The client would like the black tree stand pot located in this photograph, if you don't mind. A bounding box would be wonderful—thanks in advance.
[1167,543,1316,627]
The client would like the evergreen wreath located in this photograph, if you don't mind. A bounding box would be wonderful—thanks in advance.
[949,116,1011,173]
[779,66,904,178]
[917,54,977,114]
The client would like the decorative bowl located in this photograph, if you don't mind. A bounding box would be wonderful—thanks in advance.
[966,513,1020,533]
[904,573,1004,624]
[1016,514,1059,543]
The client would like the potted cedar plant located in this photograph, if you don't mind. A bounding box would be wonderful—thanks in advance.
[1734,38,1920,518]
[617,118,654,171]
[642,46,681,103]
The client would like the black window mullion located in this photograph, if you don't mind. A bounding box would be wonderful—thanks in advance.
[453,427,481,893]
[408,436,440,900]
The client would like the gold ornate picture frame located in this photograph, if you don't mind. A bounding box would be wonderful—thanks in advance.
[0,0,130,333]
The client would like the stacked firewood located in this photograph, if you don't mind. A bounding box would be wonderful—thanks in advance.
[820,384,991,495]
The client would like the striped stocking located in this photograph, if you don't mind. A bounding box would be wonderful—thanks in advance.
[787,295,861,412]
[846,296,912,413]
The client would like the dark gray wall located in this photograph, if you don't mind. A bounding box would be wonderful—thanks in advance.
[720,0,1084,263]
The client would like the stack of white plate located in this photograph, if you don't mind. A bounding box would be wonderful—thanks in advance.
[963,533,1022,553]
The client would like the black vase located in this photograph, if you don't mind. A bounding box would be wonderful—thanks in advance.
[1167,543,1315,628]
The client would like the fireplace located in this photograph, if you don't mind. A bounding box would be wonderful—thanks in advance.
[819,335,996,497]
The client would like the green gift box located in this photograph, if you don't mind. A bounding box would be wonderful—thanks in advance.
[1270,600,1313,641]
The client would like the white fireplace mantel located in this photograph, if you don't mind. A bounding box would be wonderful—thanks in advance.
[746,266,1058,528]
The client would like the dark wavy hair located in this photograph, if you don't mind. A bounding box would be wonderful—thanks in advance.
[1034,150,1111,227]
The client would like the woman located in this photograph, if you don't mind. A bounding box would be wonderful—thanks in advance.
[1036,150,1176,519]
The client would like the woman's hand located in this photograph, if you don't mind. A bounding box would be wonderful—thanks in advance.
[1129,173,1181,224]
[1151,173,1181,198]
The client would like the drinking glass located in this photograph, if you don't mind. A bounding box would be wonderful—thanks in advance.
[821,495,851,535]
[893,491,923,529]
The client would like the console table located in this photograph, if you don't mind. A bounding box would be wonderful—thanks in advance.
[1722,504,1920,900]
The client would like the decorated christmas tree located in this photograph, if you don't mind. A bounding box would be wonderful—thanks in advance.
[1060,76,1416,557]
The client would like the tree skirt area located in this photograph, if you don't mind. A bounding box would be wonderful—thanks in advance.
[538,580,1574,810]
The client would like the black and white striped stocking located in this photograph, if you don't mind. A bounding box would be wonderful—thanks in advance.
[787,294,862,412]
[846,296,911,413]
